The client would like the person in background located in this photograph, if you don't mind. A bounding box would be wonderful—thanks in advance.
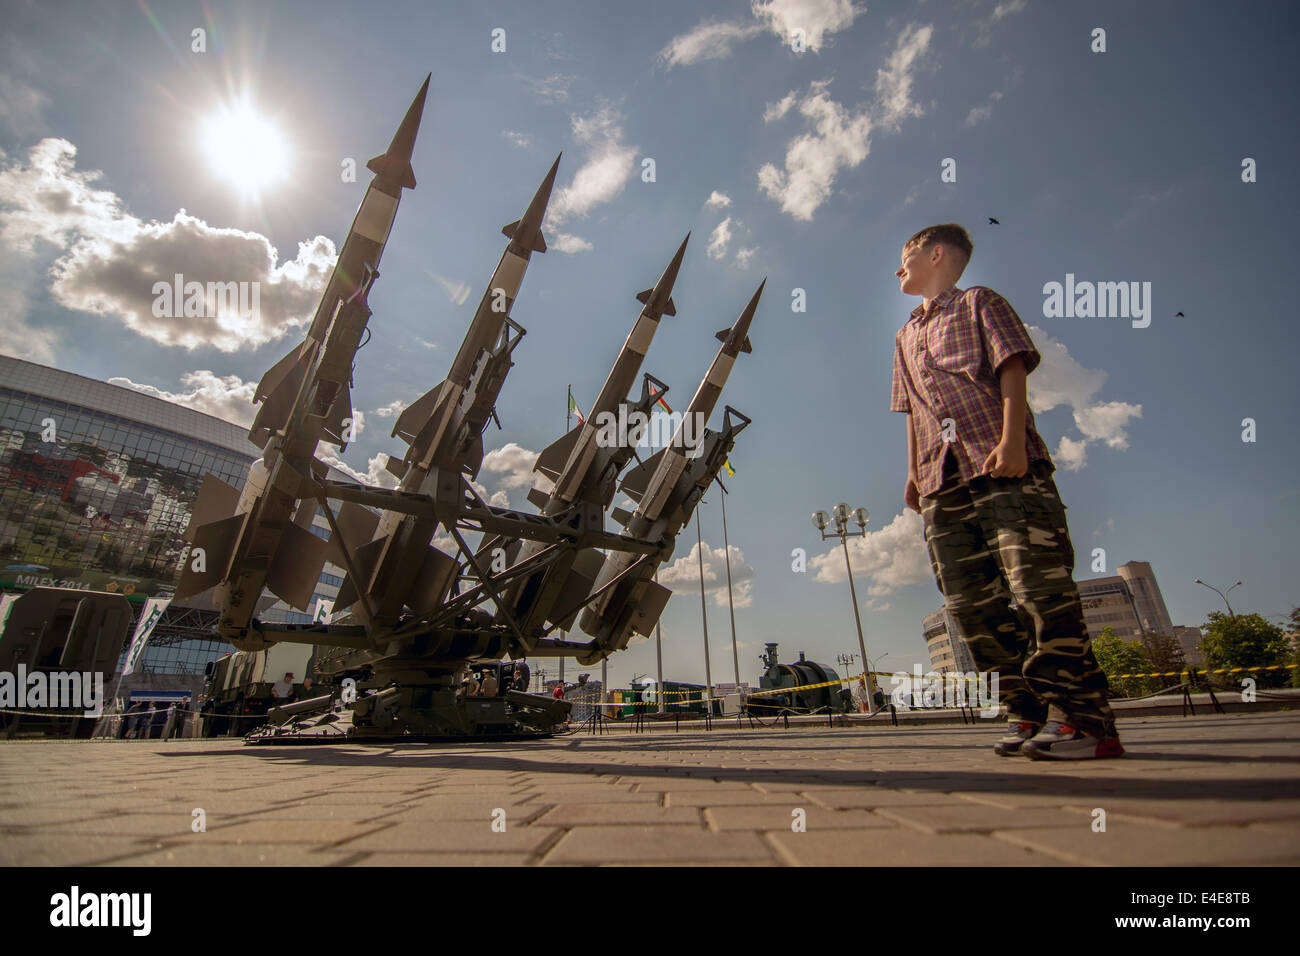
[271,672,294,709]
[481,668,499,697]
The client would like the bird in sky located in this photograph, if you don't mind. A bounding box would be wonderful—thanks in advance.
[988,217,1000,225]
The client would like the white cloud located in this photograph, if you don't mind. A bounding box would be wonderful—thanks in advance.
[751,0,859,52]
[993,0,1027,20]
[809,509,930,595]
[481,442,540,493]
[543,105,637,254]
[501,130,532,149]
[964,90,1003,126]
[518,74,576,102]
[374,399,408,418]
[658,540,755,609]
[706,217,733,260]
[0,75,49,138]
[1026,324,1143,471]
[108,370,258,427]
[0,138,335,353]
[1054,435,1088,471]
[735,247,758,268]
[1092,517,1116,538]
[549,231,594,254]
[658,20,765,69]
[756,80,872,221]
[705,190,732,208]
[763,92,797,123]
[873,23,933,130]
[659,1,858,69]
[317,451,398,490]
[975,0,1028,47]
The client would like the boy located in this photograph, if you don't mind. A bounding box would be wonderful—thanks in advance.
[889,223,1123,759]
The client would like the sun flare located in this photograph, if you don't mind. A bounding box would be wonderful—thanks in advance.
[199,101,289,198]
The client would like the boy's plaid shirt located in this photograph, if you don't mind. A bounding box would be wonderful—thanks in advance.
[891,285,1053,497]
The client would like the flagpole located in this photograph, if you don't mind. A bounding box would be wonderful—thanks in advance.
[561,384,571,687]
[720,483,740,687]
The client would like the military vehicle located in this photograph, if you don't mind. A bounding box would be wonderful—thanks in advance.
[199,644,316,736]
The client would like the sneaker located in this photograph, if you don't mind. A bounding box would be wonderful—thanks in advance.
[1022,721,1124,760]
[993,719,1042,756]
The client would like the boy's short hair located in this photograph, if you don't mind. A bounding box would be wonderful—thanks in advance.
[905,223,973,276]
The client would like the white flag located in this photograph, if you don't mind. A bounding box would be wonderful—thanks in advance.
[121,597,171,676]
[0,593,18,637]
[313,599,333,624]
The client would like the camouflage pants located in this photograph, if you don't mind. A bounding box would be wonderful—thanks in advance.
[921,454,1117,738]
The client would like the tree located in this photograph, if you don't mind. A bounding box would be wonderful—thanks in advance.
[1198,612,1292,689]
[1091,626,1153,697]
[1141,632,1187,687]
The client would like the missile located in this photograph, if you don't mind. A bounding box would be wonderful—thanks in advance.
[330,156,562,631]
[574,279,764,659]
[534,233,689,508]
[251,73,431,451]
[493,235,690,640]
[174,77,431,649]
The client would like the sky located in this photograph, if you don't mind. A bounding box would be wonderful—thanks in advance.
[2,0,1297,691]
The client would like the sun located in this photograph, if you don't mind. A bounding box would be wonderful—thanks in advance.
[199,100,289,198]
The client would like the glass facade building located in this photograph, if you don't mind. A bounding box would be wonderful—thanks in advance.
[0,356,346,681]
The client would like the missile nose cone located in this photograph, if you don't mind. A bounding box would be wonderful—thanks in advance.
[504,154,562,253]
[727,278,764,354]
[366,74,430,190]
[524,153,563,226]
[659,232,691,289]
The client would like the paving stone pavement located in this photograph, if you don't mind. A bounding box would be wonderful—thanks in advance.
[1,711,1298,866]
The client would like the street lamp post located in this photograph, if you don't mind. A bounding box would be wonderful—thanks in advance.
[1195,579,1242,619]
[813,503,877,715]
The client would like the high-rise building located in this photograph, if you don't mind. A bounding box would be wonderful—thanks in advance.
[923,606,976,673]
[0,356,349,698]
[1078,561,1177,643]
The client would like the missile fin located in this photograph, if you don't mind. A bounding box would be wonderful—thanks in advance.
[334,537,388,611]
[534,427,582,481]
[501,219,547,253]
[715,328,729,343]
[665,296,677,317]
[384,454,408,480]
[628,579,671,638]
[461,430,485,479]
[321,388,354,449]
[393,381,445,445]
[266,521,329,610]
[183,474,241,544]
[610,506,633,527]
[325,501,380,567]
[635,288,651,305]
[248,357,309,448]
[254,344,308,404]
[741,336,752,353]
[292,500,318,530]
[407,545,458,616]
[526,487,551,510]
[174,513,246,599]
[619,447,667,504]
[550,548,606,631]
